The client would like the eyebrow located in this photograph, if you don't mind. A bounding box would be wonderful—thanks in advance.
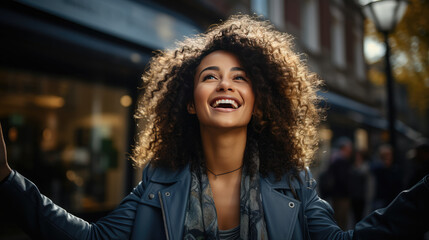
[198,66,246,78]
[231,67,245,72]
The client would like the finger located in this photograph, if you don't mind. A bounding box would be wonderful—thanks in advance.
[0,122,3,139]
[0,122,6,163]
[0,122,11,180]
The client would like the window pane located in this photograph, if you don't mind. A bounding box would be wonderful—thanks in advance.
[0,68,130,213]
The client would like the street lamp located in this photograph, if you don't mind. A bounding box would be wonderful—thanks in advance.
[362,0,408,33]
[362,0,408,159]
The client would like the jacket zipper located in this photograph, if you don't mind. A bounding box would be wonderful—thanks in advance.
[158,191,170,240]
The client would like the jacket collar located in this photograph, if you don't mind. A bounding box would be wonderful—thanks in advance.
[140,164,191,240]
[262,171,302,190]
[260,176,301,240]
[150,164,191,184]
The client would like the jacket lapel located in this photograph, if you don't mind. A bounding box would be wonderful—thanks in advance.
[260,175,301,240]
[144,165,191,240]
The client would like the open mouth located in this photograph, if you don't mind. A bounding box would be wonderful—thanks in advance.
[210,98,240,109]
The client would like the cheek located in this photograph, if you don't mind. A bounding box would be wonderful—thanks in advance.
[244,88,255,109]
[193,86,209,110]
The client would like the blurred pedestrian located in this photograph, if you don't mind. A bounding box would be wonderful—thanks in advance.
[349,150,370,224]
[405,141,429,188]
[371,144,402,210]
[328,137,353,230]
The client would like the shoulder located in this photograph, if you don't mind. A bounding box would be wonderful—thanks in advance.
[289,168,322,210]
[297,167,317,188]
[290,168,318,201]
[141,163,191,184]
[278,167,317,190]
[261,167,317,200]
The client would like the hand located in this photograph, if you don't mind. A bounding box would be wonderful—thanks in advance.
[0,123,12,182]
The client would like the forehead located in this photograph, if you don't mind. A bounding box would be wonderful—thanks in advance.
[196,50,243,71]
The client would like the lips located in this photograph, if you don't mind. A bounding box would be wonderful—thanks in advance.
[210,97,241,109]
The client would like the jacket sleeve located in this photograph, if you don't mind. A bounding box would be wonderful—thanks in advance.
[353,174,429,240]
[299,171,354,240]
[302,171,429,240]
[0,166,152,240]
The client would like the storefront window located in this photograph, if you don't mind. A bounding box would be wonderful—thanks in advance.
[0,68,130,213]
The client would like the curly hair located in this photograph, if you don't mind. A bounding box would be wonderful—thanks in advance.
[133,14,323,179]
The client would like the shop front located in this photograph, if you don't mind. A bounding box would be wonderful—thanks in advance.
[0,1,200,238]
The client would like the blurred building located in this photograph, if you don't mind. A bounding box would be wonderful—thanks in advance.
[0,0,427,238]
[0,0,201,238]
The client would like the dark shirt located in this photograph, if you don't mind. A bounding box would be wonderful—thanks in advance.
[219,226,240,240]
[330,157,352,198]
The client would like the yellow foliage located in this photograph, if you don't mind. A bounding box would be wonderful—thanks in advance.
[368,67,386,86]
[365,0,429,113]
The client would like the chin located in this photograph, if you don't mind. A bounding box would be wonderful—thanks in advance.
[209,121,249,129]
[198,114,252,130]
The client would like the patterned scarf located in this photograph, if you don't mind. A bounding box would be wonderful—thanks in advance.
[183,161,268,240]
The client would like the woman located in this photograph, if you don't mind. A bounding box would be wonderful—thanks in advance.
[0,15,428,240]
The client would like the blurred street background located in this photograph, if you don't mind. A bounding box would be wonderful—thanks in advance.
[0,0,428,239]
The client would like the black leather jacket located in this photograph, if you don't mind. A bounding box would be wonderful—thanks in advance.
[1,165,428,240]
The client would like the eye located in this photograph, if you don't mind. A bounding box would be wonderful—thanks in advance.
[203,75,217,81]
[234,75,248,81]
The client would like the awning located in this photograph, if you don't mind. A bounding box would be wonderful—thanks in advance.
[319,91,423,140]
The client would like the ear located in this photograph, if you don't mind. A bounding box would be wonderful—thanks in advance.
[187,102,196,114]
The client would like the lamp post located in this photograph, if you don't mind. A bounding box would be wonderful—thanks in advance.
[362,0,408,159]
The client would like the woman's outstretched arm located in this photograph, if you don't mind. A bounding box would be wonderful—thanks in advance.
[302,169,429,240]
[0,123,146,239]
[353,175,429,239]
[1,171,145,239]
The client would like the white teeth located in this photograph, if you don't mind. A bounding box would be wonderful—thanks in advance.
[212,99,239,109]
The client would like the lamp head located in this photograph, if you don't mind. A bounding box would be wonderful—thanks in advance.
[362,0,409,33]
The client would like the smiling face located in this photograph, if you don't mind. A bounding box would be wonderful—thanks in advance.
[189,50,255,130]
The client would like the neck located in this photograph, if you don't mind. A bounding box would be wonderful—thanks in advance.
[200,126,247,174]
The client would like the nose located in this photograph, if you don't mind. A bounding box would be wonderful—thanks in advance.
[216,77,234,92]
